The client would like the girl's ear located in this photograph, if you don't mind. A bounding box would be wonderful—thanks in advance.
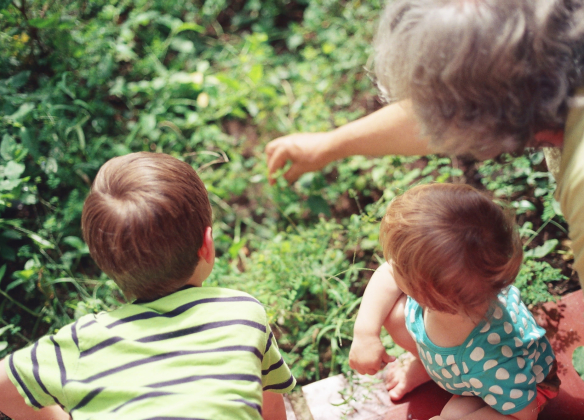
[197,227,215,264]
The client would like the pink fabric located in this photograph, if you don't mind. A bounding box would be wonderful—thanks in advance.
[536,385,560,413]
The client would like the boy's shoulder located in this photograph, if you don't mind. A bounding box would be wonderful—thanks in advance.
[95,286,265,325]
[149,286,263,309]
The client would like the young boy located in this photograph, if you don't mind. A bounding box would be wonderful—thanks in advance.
[350,183,559,420]
[0,152,295,420]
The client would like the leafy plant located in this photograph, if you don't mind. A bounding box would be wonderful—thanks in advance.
[0,0,574,393]
[574,346,584,381]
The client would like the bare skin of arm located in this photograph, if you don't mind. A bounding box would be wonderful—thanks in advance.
[266,100,433,184]
[349,262,404,375]
[0,359,70,420]
[262,391,286,420]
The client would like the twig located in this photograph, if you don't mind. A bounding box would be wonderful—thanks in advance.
[0,289,40,317]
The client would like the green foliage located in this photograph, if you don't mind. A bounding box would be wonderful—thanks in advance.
[514,259,564,306]
[209,218,367,382]
[0,0,571,387]
[574,346,584,381]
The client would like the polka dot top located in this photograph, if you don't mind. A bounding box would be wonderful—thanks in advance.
[405,285,555,415]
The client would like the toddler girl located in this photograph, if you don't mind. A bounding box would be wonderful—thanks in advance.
[349,183,559,420]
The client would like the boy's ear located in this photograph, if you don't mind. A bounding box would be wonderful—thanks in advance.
[198,226,214,264]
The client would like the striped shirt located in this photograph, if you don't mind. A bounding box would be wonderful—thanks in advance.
[8,286,295,420]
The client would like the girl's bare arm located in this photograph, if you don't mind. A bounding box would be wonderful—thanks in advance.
[349,262,405,375]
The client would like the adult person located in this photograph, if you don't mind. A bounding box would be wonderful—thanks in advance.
[266,0,584,287]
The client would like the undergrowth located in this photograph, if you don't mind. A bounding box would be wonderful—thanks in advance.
[0,0,574,387]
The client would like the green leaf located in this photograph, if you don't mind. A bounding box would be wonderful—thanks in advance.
[43,157,58,174]
[8,102,35,122]
[0,178,21,190]
[248,63,263,84]
[307,195,331,217]
[0,342,7,352]
[512,200,536,214]
[8,71,30,89]
[4,160,25,179]
[0,264,5,283]
[228,239,247,259]
[573,346,584,381]
[30,233,55,249]
[0,0,11,11]
[174,22,204,34]
[28,15,61,28]
[0,324,12,337]
[170,38,194,54]
[551,199,563,217]
[0,135,16,160]
[62,236,86,251]
[524,239,559,259]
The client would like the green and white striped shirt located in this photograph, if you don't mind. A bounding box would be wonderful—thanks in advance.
[8,286,295,420]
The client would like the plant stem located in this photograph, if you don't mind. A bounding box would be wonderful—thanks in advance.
[0,289,40,317]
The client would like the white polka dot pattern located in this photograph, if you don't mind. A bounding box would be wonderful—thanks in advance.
[469,378,483,388]
[489,385,503,394]
[488,333,501,344]
[402,286,556,415]
[510,389,523,399]
[483,360,498,371]
[493,307,503,320]
[470,347,485,361]
[485,394,497,406]
[502,346,512,358]
[502,402,516,411]
[495,368,509,380]
[515,373,527,384]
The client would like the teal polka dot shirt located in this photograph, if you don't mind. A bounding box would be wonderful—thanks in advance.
[405,286,556,415]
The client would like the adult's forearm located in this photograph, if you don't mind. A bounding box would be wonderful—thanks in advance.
[324,100,433,162]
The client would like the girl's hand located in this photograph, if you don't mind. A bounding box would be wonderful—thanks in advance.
[349,333,394,375]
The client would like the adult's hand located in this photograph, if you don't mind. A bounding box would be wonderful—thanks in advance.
[265,132,335,184]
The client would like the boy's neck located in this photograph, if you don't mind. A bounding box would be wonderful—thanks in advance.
[185,259,214,287]
[423,302,490,348]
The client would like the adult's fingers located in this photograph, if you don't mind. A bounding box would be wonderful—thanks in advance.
[265,138,278,157]
[267,147,290,185]
[282,163,304,184]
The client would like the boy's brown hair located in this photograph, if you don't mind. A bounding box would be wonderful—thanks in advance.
[82,152,212,300]
[380,183,522,314]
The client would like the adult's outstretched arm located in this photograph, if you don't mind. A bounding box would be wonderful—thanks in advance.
[265,100,433,184]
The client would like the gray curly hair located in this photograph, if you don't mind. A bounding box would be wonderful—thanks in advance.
[374,0,584,159]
